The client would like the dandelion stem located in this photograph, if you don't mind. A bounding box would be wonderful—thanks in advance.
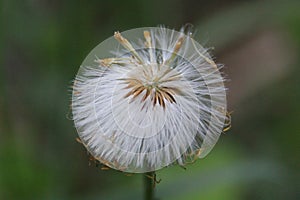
[144,172,155,200]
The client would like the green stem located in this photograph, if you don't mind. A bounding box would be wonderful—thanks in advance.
[144,171,155,200]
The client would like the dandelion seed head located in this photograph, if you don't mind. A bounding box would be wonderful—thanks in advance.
[72,27,228,173]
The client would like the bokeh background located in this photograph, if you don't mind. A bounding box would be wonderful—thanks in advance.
[1,0,299,199]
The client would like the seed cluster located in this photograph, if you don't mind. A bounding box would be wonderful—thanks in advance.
[122,77,178,109]
[72,27,228,173]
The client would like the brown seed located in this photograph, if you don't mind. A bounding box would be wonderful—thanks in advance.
[164,90,176,103]
[141,88,150,102]
[153,91,157,106]
[133,86,145,99]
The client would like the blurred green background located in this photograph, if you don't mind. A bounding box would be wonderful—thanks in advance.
[1,0,299,199]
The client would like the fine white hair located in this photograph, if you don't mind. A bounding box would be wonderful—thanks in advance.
[72,27,228,173]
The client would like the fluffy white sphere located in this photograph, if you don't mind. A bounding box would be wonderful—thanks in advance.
[72,27,228,173]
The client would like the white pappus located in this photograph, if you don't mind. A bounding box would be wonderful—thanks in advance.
[72,26,229,173]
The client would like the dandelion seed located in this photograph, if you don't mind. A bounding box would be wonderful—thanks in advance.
[72,27,228,173]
